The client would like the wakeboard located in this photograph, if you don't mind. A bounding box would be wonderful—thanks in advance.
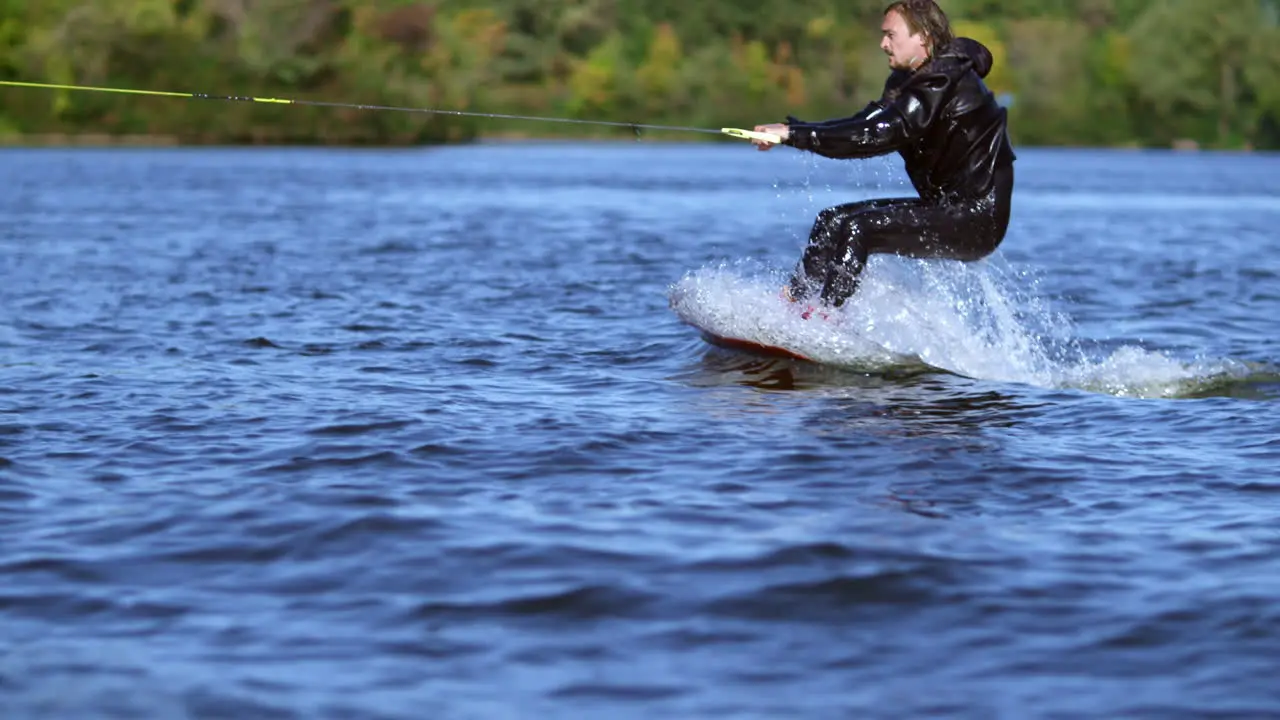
[668,269,906,368]
[696,326,815,361]
[686,299,834,362]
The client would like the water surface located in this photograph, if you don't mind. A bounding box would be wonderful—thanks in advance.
[2,143,1279,718]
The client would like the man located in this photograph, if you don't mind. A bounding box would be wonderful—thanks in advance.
[754,0,1016,309]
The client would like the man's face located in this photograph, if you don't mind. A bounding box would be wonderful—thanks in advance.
[880,10,929,70]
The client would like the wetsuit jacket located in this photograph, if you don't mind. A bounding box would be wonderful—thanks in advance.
[784,37,1015,204]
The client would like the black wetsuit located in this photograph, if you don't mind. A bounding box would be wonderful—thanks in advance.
[782,37,1016,307]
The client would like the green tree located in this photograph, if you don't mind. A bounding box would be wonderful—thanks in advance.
[634,23,686,116]
[1242,10,1280,147]
[1079,29,1138,145]
[952,19,1012,95]
[1127,0,1271,147]
[1004,18,1091,145]
[3,0,1280,148]
[566,31,628,120]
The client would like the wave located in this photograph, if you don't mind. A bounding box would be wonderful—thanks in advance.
[668,257,1274,399]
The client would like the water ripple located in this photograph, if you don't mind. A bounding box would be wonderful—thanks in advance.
[2,145,1278,718]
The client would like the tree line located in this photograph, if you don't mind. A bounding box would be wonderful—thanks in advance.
[2,0,1278,148]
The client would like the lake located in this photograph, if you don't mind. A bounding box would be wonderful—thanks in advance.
[2,142,1279,718]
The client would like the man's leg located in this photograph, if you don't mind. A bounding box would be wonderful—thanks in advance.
[807,199,1009,307]
[792,164,1015,308]
[787,197,920,302]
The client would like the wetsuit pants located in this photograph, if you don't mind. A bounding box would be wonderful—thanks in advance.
[789,163,1014,307]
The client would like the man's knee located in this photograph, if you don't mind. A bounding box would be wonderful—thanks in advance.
[811,207,844,236]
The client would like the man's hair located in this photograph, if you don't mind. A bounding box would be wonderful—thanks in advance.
[884,0,954,53]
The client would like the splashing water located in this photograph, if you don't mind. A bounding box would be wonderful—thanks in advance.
[667,258,908,370]
[668,256,1261,398]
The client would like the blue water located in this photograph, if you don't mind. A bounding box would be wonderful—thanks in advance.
[2,143,1280,718]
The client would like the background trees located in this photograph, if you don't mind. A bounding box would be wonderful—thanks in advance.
[1,0,1277,148]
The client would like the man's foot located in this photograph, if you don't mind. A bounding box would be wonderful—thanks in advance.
[800,305,829,321]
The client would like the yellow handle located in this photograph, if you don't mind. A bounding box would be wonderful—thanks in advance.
[721,127,781,144]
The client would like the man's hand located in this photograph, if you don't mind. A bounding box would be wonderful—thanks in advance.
[752,123,790,151]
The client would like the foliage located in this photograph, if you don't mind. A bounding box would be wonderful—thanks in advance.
[0,0,1277,148]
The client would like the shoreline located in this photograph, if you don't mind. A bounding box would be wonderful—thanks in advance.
[0,132,1265,153]
[0,128,725,146]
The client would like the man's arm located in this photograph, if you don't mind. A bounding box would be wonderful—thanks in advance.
[783,103,905,159]
[784,69,955,159]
